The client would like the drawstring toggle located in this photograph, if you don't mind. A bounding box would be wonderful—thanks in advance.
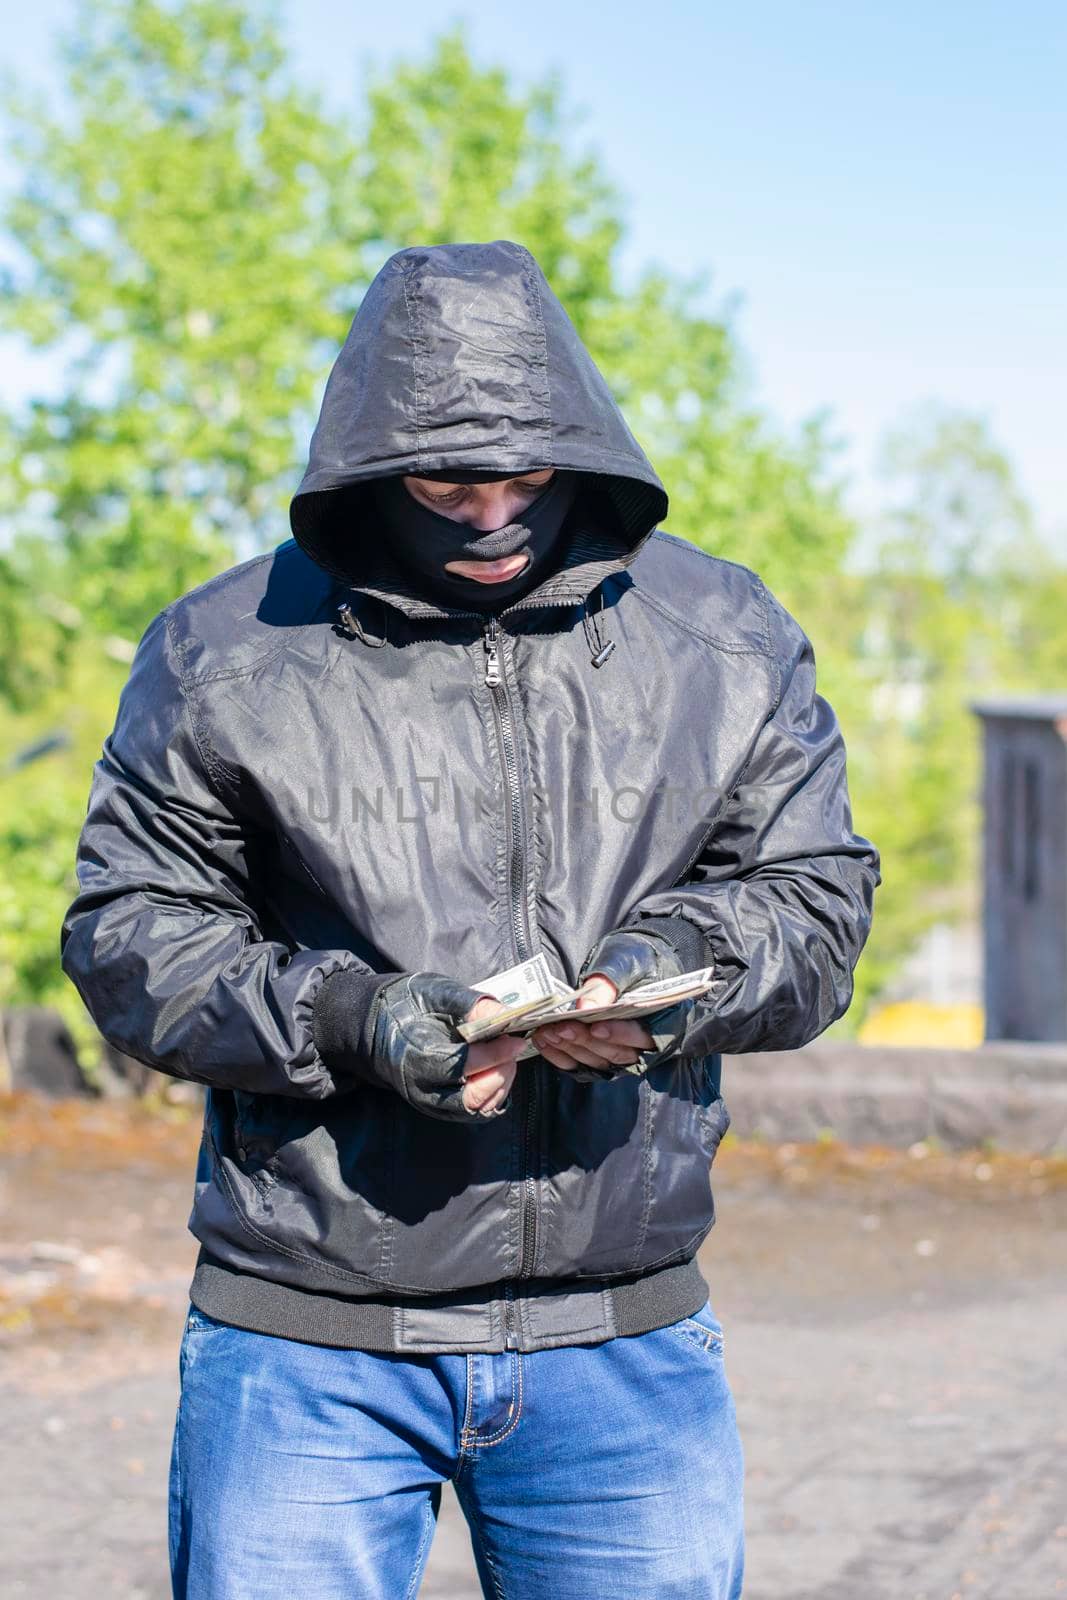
[336,597,388,648]
[582,589,615,669]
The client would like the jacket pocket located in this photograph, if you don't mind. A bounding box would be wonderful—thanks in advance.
[377,1101,516,1291]
[211,1088,396,1284]
[232,1091,283,1195]
[639,1055,729,1269]
[213,1087,517,1295]
[537,1055,728,1280]
[534,1070,650,1278]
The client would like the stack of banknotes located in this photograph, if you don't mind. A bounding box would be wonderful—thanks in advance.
[458,952,715,1061]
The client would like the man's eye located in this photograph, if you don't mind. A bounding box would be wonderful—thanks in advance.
[426,488,466,504]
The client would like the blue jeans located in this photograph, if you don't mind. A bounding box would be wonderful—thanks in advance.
[168,1298,745,1599]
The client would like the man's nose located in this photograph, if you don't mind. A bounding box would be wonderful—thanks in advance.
[464,489,514,530]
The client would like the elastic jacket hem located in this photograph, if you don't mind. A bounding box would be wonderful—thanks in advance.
[188,1247,709,1354]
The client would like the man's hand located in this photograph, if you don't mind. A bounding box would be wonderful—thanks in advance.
[531,975,655,1073]
[365,973,525,1122]
[531,927,699,1079]
[461,994,523,1114]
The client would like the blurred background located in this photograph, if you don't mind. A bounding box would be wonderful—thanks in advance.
[1,4,1065,1598]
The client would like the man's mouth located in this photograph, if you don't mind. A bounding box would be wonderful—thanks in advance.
[443,553,531,584]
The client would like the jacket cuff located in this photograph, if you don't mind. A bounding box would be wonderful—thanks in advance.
[620,915,711,975]
[311,967,399,1080]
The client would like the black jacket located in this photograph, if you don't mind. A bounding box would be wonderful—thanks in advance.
[60,240,879,1352]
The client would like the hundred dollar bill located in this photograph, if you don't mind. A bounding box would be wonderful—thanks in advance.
[457,953,577,1042]
[513,968,716,1030]
[458,964,715,1044]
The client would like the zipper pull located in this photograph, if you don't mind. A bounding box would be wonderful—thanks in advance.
[503,1284,518,1350]
[484,617,502,687]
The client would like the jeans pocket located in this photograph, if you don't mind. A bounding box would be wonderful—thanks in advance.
[669,1299,725,1356]
[185,1304,227,1334]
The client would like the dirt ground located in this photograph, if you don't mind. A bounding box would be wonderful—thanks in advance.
[1,1093,1065,1599]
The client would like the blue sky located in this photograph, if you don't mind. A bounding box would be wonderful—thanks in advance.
[3,0,1065,540]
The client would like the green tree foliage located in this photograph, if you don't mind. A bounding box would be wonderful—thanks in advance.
[0,0,360,1050]
[2,0,1061,1055]
[829,406,1067,1017]
[1,0,361,635]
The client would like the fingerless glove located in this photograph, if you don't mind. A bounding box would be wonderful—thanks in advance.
[313,968,489,1122]
[572,916,712,1080]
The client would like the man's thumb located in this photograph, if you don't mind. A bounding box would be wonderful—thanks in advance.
[575,974,618,1009]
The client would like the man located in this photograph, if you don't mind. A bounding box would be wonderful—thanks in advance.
[61,239,879,1599]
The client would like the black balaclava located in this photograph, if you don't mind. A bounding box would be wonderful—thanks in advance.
[370,468,580,611]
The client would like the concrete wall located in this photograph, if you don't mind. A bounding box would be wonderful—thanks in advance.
[721,1041,1067,1154]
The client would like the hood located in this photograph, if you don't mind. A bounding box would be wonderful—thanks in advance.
[289,240,669,617]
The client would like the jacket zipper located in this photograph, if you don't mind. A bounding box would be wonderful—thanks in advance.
[483,617,535,958]
[483,617,541,1335]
